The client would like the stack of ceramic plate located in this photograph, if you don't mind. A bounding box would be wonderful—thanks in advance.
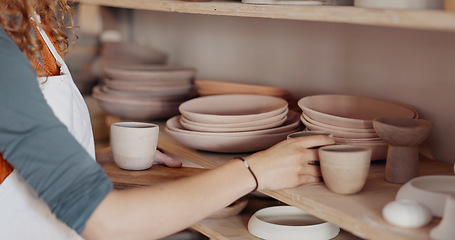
[165,94,302,153]
[298,95,419,160]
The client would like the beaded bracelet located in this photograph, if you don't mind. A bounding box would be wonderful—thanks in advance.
[234,157,259,192]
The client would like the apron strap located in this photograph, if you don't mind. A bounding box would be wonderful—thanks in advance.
[29,20,63,77]
[0,154,13,184]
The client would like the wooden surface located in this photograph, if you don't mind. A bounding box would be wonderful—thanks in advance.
[156,122,455,240]
[77,0,455,32]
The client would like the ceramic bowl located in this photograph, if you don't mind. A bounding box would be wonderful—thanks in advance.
[93,86,182,120]
[101,42,167,65]
[301,115,379,138]
[333,138,388,161]
[165,116,300,153]
[179,94,288,124]
[102,79,193,97]
[103,66,196,83]
[180,108,288,133]
[248,206,340,240]
[168,111,301,136]
[396,175,455,218]
[354,0,444,9]
[195,80,293,100]
[298,95,418,129]
[303,114,376,133]
[319,145,372,194]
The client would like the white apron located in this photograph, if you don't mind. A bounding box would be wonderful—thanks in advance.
[0,17,95,239]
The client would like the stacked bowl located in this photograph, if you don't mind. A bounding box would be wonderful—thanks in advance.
[93,42,196,121]
[165,94,302,153]
[298,95,419,160]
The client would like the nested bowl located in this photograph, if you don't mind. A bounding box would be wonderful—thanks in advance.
[103,66,196,83]
[298,95,418,129]
[179,94,288,124]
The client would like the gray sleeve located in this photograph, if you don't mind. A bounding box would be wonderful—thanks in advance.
[0,28,113,234]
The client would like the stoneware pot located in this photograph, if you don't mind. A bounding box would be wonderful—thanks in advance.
[373,117,432,184]
[111,122,159,170]
[319,145,372,194]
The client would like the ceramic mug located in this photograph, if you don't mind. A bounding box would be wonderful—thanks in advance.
[319,145,372,194]
[111,122,159,170]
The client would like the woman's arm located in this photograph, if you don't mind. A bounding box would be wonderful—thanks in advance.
[82,135,333,240]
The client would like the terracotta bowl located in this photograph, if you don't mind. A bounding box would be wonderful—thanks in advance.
[180,108,288,132]
[248,206,340,240]
[103,66,196,83]
[298,95,418,129]
[165,116,300,153]
[396,175,455,217]
[102,79,193,98]
[92,86,183,120]
[301,115,379,139]
[167,111,301,136]
[101,42,167,65]
[179,94,288,124]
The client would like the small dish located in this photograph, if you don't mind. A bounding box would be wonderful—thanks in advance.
[248,206,340,240]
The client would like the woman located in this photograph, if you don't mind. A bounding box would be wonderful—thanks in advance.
[0,0,334,239]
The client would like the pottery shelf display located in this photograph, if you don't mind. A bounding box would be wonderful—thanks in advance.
[93,41,196,121]
[165,94,302,153]
[297,94,419,161]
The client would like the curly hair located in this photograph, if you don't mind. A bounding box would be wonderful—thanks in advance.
[0,0,76,73]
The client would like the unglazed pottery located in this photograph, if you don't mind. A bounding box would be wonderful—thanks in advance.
[101,80,193,98]
[303,113,376,133]
[333,138,387,161]
[396,175,455,217]
[319,145,372,194]
[298,95,418,129]
[373,117,432,184]
[354,0,444,9]
[247,206,340,240]
[93,85,182,120]
[382,200,432,228]
[103,66,196,83]
[111,122,159,170]
[165,116,300,153]
[180,108,288,133]
[179,94,288,124]
[430,195,455,240]
[301,115,379,138]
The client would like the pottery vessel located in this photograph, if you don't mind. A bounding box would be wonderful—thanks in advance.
[430,195,455,239]
[396,175,455,217]
[301,115,379,138]
[101,41,167,65]
[248,206,340,240]
[111,122,159,170]
[298,95,418,129]
[373,117,432,184]
[179,94,288,124]
[319,145,372,194]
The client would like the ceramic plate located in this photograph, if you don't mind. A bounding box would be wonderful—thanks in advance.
[179,94,288,124]
[103,66,196,83]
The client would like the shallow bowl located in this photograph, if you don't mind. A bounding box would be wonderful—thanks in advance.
[103,66,196,83]
[396,175,455,217]
[179,94,288,124]
[248,206,340,240]
[301,115,379,138]
[298,95,418,129]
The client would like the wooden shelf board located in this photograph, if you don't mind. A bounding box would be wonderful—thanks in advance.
[77,0,455,32]
[156,122,455,240]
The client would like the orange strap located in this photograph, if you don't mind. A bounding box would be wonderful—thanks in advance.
[30,20,63,77]
[0,154,13,183]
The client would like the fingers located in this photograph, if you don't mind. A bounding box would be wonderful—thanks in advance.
[287,135,335,149]
[298,175,322,184]
[299,163,321,177]
[155,150,182,168]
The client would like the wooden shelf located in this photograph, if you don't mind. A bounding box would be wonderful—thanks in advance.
[77,0,455,32]
[156,122,455,240]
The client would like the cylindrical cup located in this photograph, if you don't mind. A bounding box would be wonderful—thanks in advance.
[111,122,159,170]
[319,145,372,194]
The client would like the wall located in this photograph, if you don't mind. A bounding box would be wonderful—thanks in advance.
[126,10,455,163]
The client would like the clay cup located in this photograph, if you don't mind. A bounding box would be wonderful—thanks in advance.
[111,122,159,170]
[319,145,372,194]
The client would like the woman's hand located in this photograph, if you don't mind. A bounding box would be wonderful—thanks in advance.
[245,135,334,191]
[154,150,182,168]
